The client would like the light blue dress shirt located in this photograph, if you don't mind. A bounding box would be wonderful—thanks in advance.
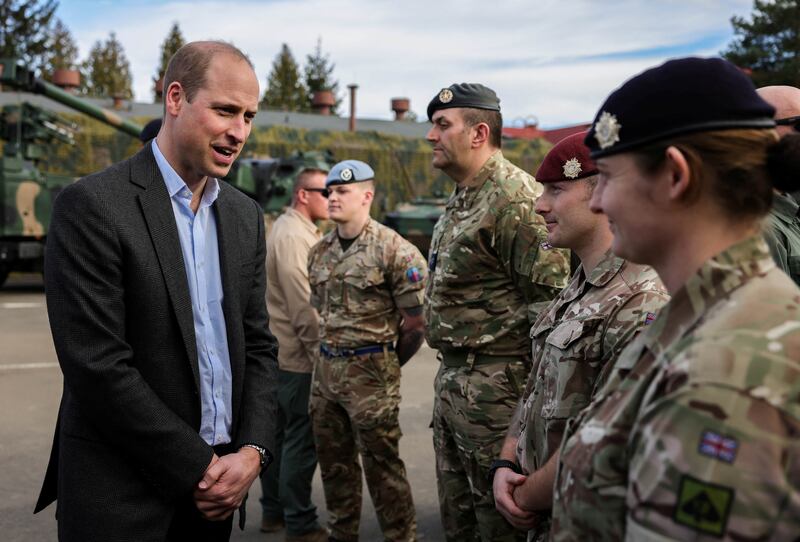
[152,141,233,446]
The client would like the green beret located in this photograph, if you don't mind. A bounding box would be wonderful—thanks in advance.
[427,83,501,121]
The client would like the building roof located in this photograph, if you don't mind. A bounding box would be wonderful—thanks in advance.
[0,91,431,139]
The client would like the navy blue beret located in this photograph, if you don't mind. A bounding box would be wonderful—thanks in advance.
[326,159,375,187]
[139,118,161,143]
[585,57,776,159]
[427,83,501,121]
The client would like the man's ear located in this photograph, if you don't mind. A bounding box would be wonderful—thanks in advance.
[664,146,692,202]
[471,123,490,149]
[164,82,184,117]
[362,185,374,206]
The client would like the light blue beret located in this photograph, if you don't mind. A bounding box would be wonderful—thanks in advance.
[326,159,375,187]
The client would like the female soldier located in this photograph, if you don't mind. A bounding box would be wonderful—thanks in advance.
[551,57,800,540]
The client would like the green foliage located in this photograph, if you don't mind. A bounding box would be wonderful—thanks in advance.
[722,0,800,87]
[40,18,80,79]
[304,37,341,114]
[82,32,133,99]
[0,0,57,75]
[262,43,308,112]
[154,22,185,101]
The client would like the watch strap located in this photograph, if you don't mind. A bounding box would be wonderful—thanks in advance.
[488,459,522,482]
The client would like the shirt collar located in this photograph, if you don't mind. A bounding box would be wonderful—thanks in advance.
[151,140,220,207]
[446,150,505,210]
[285,207,320,236]
[585,249,626,287]
[639,235,775,358]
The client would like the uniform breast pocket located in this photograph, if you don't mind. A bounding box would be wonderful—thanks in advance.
[342,266,386,314]
[540,317,604,419]
[308,268,332,310]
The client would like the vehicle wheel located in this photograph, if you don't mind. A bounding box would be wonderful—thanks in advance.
[0,264,9,288]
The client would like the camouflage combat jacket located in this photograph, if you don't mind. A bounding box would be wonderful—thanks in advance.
[764,191,800,287]
[515,251,667,473]
[424,151,570,357]
[552,235,800,541]
[308,219,427,348]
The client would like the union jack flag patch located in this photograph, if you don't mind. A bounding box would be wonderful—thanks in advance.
[698,430,738,464]
[644,312,657,325]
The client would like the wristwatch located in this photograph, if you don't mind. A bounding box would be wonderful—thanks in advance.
[240,443,268,468]
[488,459,522,482]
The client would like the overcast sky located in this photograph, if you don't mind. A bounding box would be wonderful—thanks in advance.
[56,0,754,127]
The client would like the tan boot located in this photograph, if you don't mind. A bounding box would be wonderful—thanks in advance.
[260,516,285,533]
[285,526,329,542]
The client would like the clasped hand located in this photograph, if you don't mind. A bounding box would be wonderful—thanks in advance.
[493,468,539,531]
[193,448,261,520]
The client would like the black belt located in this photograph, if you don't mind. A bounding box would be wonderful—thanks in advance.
[320,343,394,358]
[439,349,525,368]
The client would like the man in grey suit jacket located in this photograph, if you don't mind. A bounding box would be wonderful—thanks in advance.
[34,41,278,541]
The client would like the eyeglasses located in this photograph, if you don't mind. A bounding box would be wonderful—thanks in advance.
[775,115,800,132]
[303,187,329,198]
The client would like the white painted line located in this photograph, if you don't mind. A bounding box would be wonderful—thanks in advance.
[0,362,59,371]
[1,302,43,309]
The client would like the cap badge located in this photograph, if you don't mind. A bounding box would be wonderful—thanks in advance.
[439,88,454,104]
[563,158,582,179]
[594,111,621,149]
[340,168,353,181]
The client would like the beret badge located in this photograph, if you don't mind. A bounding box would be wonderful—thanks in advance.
[594,111,621,150]
[340,168,353,181]
[562,158,582,179]
[438,88,454,104]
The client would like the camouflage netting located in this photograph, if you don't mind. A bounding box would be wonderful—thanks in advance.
[38,114,552,217]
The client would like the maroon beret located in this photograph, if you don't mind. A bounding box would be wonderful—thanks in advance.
[535,131,598,183]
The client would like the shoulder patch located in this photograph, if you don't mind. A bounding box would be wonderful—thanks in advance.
[697,430,738,464]
[673,475,734,537]
[406,267,422,283]
[540,240,553,250]
[644,312,657,325]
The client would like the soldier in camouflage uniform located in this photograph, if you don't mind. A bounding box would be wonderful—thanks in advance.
[756,86,800,286]
[552,58,800,540]
[490,132,669,541]
[424,83,570,542]
[307,160,426,542]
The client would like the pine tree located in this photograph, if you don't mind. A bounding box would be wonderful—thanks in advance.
[154,22,185,92]
[304,37,341,114]
[82,32,133,99]
[0,0,57,75]
[262,44,308,112]
[41,18,80,80]
[723,0,800,87]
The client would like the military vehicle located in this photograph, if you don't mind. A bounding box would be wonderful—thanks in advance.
[0,58,143,287]
[223,149,335,216]
[0,59,338,288]
[384,195,446,256]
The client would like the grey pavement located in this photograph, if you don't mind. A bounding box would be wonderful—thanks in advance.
[0,273,445,541]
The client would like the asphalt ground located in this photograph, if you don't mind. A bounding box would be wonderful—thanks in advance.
[0,272,446,541]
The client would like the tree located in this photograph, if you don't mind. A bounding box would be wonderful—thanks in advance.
[82,32,133,99]
[40,18,80,80]
[262,44,308,112]
[0,0,57,75]
[722,0,800,87]
[304,37,341,114]
[154,21,185,99]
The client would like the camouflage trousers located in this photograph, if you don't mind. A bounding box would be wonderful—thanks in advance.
[310,348,417,542]
[433,357,530,542]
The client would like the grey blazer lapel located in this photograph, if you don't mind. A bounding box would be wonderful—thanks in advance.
[132,149,200,391]
[214,185,243,398]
